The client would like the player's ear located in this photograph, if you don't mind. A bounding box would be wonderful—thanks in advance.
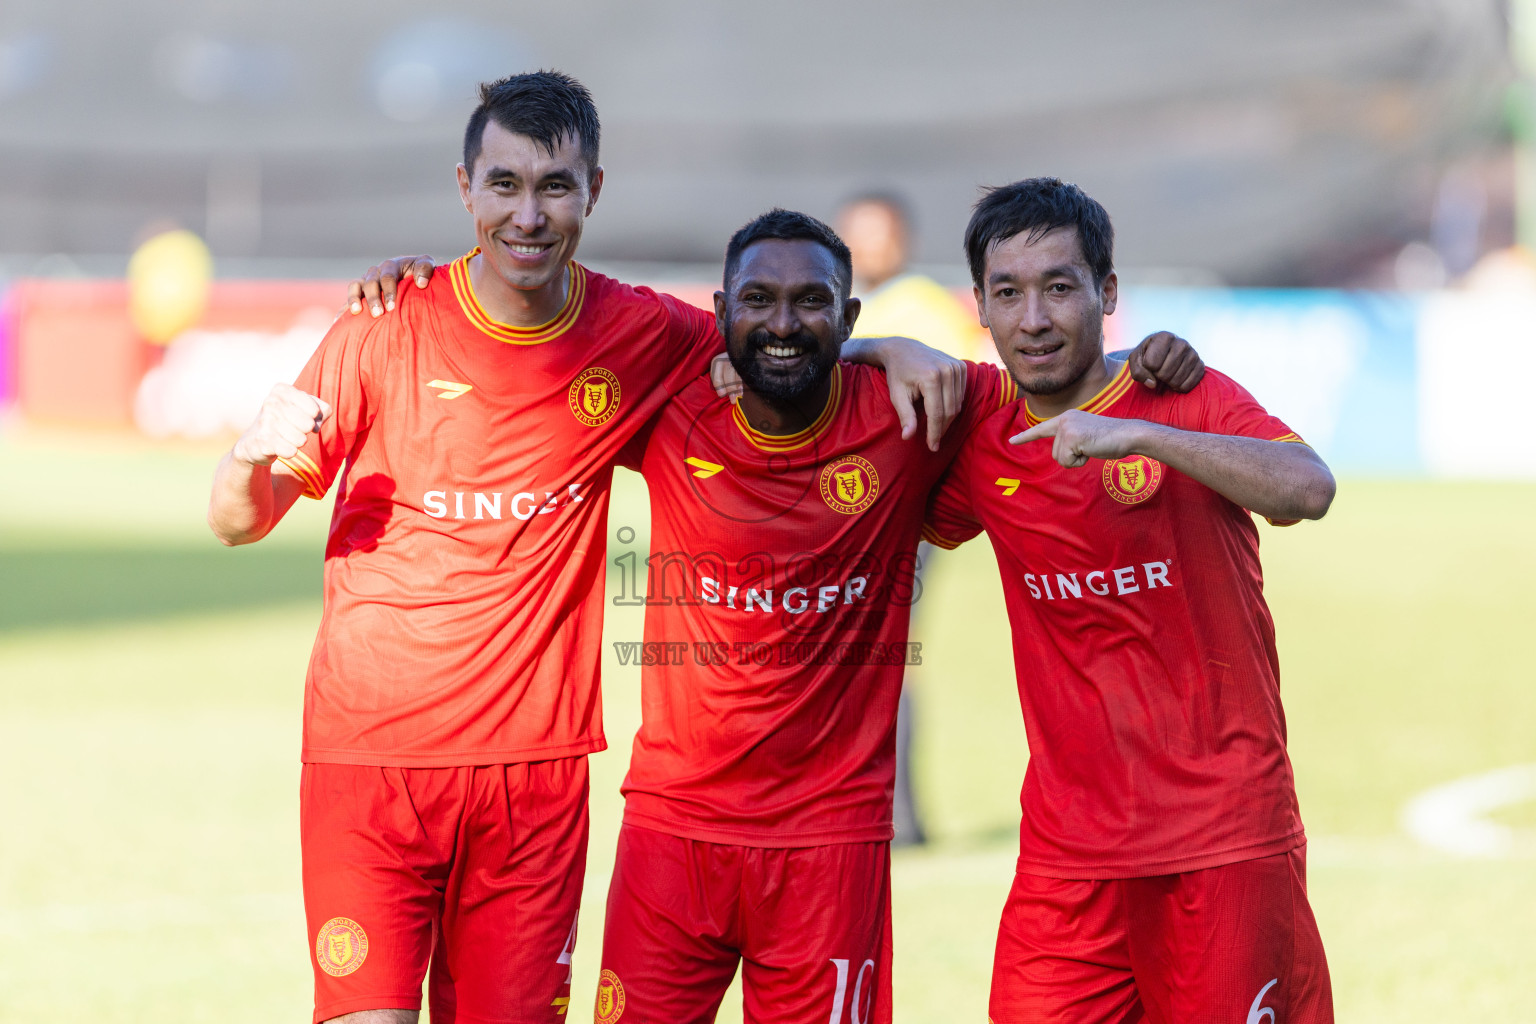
[973,285,991,330]
[843,296,861,336]
[1100,271,1118,316]
[456,163,473,214]
[585,166,604,215]
[714,291,728,338]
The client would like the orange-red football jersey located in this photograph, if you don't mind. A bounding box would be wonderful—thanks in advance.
[924,364,1309,878]
[277,251,720,767]
[617,361,1015,846]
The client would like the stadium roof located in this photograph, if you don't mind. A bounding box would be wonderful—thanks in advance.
[0,0,1511,283]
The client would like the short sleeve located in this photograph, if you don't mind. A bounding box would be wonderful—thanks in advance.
[274,315,384,500]
[1183,369,1308,526]
[922,441,985,550]
[1187,369,1303,445]
[949,361,1020,441]
[657,294,725,395]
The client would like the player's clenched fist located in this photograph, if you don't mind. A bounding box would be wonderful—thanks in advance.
[233,384,332,466]
[1010,409,1143,468]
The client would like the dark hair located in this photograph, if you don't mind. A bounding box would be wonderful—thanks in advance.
[963,177,1114,288]
[723,209,853,296]
[463,70,601,178]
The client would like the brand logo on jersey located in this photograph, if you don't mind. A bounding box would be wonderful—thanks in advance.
[315,917,368,977]
[423,483,586,521]
[995,477,1021,496]
[427,379,473,400]
[701,573,870,615]
[1022,559,1174,601]
[1246,978,1279,1024]
[569,367,621,426]
[820,455,879,515]
[1102,454,1163,505]
[685,456,724,479]
[595,969,626,1023]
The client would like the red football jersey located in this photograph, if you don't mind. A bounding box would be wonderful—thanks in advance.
[617,360,1015,846]
[276,250,720,767]
[923,363,1308,878]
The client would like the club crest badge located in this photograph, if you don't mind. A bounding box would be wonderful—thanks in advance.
[1102,454,1163,505]
[315,917,368,977]
[569,367,621,426]
[595,969,626,1023]
[820,455,880,515]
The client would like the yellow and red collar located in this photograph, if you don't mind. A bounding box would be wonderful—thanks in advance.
[448,248,586,345]
[1022,360,1134,427]
[731,363,844,452]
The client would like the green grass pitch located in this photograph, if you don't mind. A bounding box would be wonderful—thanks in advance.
[0,427,1532,1022]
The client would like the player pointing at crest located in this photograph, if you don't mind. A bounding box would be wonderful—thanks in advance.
[924,177,1337,1023]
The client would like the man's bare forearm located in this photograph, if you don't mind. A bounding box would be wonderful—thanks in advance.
[841,336,905,365]
[1127,423,1335,521]
[208,451,281,546]
[210,382,331,545]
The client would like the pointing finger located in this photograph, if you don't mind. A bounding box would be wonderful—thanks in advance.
[1009,419,1055,445]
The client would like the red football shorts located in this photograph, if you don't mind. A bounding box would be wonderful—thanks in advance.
[989,846,1332,1024]
[300,759,589,1024]
[597,822,893,1024]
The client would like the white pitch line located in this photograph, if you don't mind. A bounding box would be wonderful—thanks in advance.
[1401,763,1536,858]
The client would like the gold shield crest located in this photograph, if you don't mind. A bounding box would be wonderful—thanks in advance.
[820,455,880,514]
[583,380,610,417]
[1102,454,1164,505]
[835,468,866,504]
[1116,460,1146,494]
[595,969,626,1023]
[568,367,622,426]
[315,917,369,977]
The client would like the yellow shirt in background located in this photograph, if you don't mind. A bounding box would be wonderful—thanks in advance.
[852,273,989,362]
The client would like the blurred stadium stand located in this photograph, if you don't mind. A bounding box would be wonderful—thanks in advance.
[0,0,1514,284]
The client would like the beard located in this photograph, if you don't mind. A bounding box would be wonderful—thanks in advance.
[1007,329,1105,397]
[728,324,838,402]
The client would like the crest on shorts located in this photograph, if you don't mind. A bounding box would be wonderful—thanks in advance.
[569,367,621,426]
[819,455,879,515]
[1102,454,1163,505]
[315,917,368,977]
[595,969,626,1023]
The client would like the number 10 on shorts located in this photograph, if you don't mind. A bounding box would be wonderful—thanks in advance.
[827,958,876,1024]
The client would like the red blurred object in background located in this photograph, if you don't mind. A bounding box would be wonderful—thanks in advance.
[13,280,343,428]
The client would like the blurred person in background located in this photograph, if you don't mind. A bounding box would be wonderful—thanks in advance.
[836,193,987,846]
[837,193,984,362]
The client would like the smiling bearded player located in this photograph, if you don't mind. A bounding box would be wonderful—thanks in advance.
[593,210,1020,1024]
[923,178,1337,1023]
[206,71,971,1024]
